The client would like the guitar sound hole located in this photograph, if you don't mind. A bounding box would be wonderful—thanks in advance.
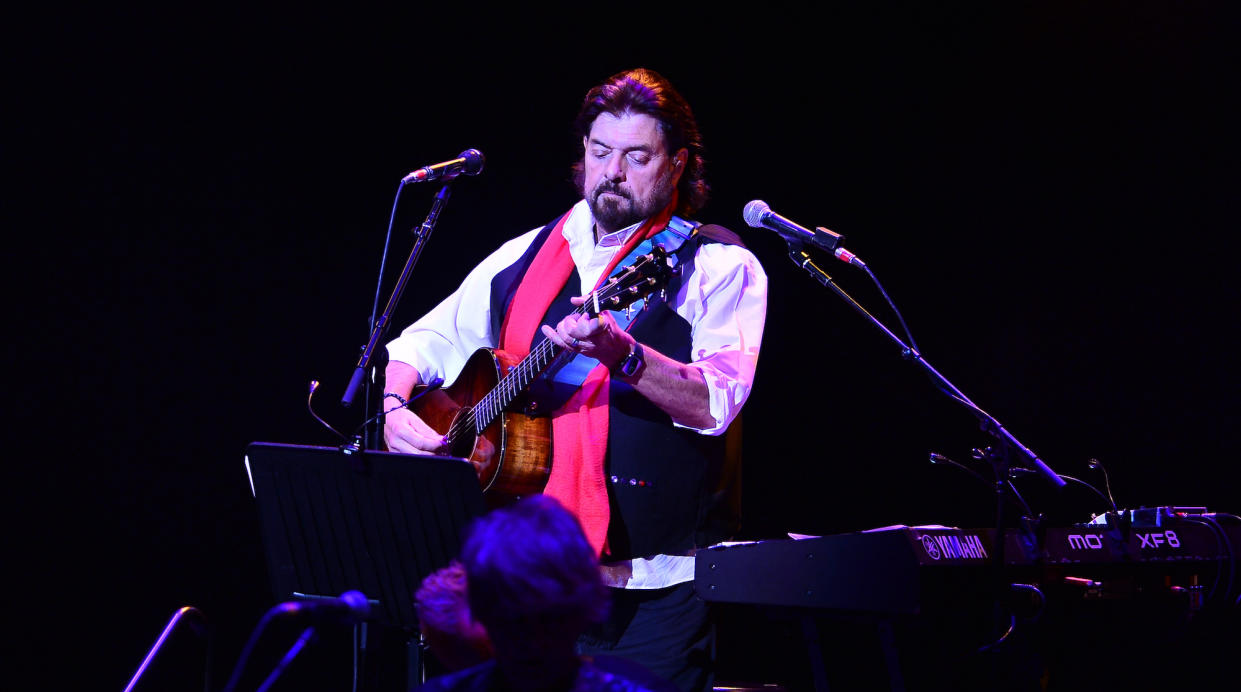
[446,409,477,460]
[448,433,475,460]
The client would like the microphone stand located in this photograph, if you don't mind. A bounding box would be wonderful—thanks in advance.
[255,627,318,692]
[340,182,456,451]
[786,242,1063,662]
[785,243,1066,491]
[123,606,209,692]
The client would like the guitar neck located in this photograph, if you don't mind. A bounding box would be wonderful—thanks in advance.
[454,246,669,441]
[469,304,590,433]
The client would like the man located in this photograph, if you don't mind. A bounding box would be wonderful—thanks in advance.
[385,67,767,692]
[414,561,494,675]
[415,494,676,692]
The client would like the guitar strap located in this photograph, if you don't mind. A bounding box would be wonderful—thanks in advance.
[542,216,699,391]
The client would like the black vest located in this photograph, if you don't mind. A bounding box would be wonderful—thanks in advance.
[489,216,744,559]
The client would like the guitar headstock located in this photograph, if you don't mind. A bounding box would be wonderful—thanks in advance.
[587,245,674,316]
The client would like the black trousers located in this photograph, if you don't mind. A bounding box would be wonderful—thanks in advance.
[577,582,714,692]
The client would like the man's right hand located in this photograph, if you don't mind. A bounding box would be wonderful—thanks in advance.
[383,406,449,455]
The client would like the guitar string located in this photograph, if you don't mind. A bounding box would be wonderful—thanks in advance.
[480,262,655,425]
[441,257,658,446]
[442,302,590,445]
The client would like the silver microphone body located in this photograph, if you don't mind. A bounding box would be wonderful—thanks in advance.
[743,200,864,266]
[402,149,485,184]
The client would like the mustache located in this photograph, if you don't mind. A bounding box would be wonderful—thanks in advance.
[593,181,630,199]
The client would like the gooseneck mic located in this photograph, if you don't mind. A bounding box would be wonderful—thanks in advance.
[274,590,371,626]
[222,590,373,692]
[743,200,865,266]
[401,149,485,184]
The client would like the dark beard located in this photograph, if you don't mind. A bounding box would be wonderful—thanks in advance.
[588,177,674,235]
[590,190,641,232]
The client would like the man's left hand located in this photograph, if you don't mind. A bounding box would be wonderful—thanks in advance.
[540,296,633,370]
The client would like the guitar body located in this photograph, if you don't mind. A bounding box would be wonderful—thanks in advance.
[397,245,674,506]
[409,348,552,504]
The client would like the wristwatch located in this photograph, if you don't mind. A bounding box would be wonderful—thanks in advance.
[617,341,645,378]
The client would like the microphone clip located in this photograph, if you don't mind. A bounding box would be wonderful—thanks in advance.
[781,225,845,255]
[810,226,845,252]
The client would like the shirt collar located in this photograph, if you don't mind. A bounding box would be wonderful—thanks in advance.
[596,220,642,248]
[564,199,644,248]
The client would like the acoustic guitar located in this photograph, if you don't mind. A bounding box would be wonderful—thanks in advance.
[404,246,675,502]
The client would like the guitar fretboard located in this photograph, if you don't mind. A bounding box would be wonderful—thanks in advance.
[468,304,590,434]
[442,250,667,446]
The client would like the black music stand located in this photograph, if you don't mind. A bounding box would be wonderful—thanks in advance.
[243,441,486,690]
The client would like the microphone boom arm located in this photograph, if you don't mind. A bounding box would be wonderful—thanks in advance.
[786,243,1066,490]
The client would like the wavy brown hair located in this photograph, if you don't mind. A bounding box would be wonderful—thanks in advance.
[571,67,709,218]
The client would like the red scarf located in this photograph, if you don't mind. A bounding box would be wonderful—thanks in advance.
[497,200,676,555]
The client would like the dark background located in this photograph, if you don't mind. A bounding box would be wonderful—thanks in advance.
[14,2,1238,690]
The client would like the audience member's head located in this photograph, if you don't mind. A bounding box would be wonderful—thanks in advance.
[414,561,494,672]
[460,494,611,687]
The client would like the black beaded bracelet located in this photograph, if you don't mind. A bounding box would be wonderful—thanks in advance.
[384,392,408,408]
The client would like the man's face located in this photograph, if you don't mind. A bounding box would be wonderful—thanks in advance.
[583,111,686,235]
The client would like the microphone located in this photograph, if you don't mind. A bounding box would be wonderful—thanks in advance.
[401,149,485,184]
[273,590,371,626]
[743,200,865,266]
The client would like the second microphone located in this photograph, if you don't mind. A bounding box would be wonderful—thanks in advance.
[402,149,485,184]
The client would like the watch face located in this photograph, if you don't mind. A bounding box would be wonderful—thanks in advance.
[620,355,639,377]
[620,344,643,377]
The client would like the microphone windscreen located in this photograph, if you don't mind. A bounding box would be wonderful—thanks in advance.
[742,200,770,228]
[459,149,485,176]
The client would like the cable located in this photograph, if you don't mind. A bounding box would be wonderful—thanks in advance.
[976,584,1044,653]
[858,263,921,358]
[350,377,445,441]
[1087,457,1118,510]
[307,380,349,442]
[928,452,1036,520]
[1180,513,1237,608]
[222,607,281,692]
[976,613,1016,653]
[1050,473,1117,514]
